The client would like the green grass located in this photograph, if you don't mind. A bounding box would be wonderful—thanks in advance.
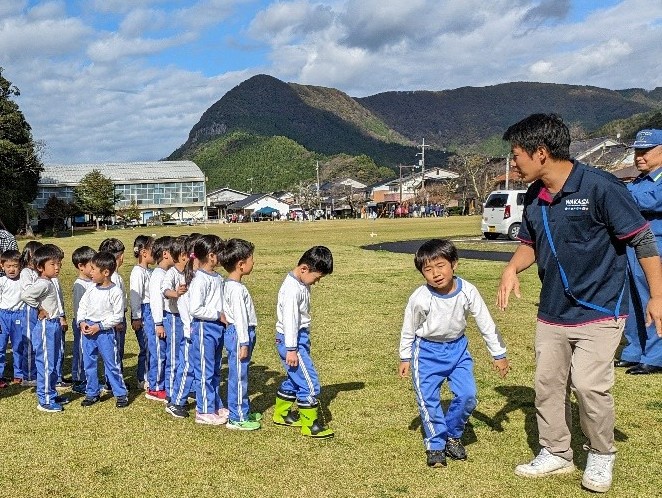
[3,218,660,497]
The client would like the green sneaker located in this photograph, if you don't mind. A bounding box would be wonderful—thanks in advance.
[248,412,263,422]
[226,419,261,431]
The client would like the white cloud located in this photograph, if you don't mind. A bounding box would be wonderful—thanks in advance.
[86,33,184,62]
[0,16,90,60]
[119,8,168,36]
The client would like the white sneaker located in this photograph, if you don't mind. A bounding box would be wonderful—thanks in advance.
[195,412,224,426]
[217,407,229,423]
[514,448,576,477]
[582,451,615,493]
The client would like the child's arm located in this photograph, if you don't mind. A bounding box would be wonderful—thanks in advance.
[102,288,126,330]
[279,290,301,367]
[53,277,68,332]
[129,267,144,330]
[229,285,251,360]
[398,296,419,378]
[20,279,47,311]
[149,271,166,338]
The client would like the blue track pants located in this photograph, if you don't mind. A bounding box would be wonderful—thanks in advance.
[83,326,127,398]
[192,319,224,414]
[0,308,24,379]
[31,318,61,406]
[164,311,183,399]
[276,329,320,407]
[226,324,256,421]
[411,335,477,451]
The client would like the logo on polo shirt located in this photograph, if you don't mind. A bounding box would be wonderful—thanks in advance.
[565,198,589,211]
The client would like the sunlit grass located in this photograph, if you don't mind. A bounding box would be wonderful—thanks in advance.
[2,217,659,497]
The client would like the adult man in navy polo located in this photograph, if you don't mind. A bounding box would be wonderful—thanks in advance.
[496,114,662,493]
[617,129,662,375]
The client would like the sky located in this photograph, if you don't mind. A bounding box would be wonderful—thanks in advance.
[1,0,661,164]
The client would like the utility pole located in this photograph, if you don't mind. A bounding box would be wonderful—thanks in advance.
[316,160,320,209]
[505,153,511,190]
[416,138,430,206]
[247,177,254,194]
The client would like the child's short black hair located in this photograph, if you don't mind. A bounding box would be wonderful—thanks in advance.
[34,244,64,271]
[414,239,458,272]
[502,113,571,161]
[152,236,175,263]
[19,240,43,269]
[298,246,333,275]
[170,235,188,261]
[220,238,254,272]
[92,251,117,275]
[132,235,154,258]
[99,238,125,258]
[72,246,96,267]
[1,250,20,265]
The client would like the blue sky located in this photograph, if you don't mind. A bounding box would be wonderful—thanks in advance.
[1,0,661,163]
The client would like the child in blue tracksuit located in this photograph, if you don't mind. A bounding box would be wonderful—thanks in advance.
[0,250,24,387]
[187,234,228,426]
[220,238,261,430]
[20,244,71,412]
[70,246,96,393]
[161,235,188,401]
[77,251,128,408]
[166,234,202,419]
[398,239,510,467]
[18,240,43,386]
[129,235,154,391]
[273,246,334,439]
[146,236,174,401]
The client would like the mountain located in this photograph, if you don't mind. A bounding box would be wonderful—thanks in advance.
[169,75,662,191]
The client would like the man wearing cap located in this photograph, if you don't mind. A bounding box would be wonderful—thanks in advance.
[497,114,662,493]
[616,129,662,374]
[0,228,18,277]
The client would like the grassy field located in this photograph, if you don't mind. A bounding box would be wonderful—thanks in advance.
[2,217,661,497]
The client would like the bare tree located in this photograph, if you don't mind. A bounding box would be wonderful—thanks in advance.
[449,153,500,214]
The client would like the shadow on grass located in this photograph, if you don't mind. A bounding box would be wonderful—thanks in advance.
[408,384,628,467]
[319,381,366,423]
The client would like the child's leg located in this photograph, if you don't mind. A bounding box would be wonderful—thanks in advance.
[164,313,183,399]
[445,345,478,439]
[225,324,252,422]
[55,326,65,382]
[172,334,196,407]
[71,320,86,382]
[8,310,25,380]
[97,330,128,397]
[275,332,306,400]
[411,337,449,451]
[145,308,166,392]
[0,313,9,379]
[193,320,223,414]
[116,320,126,372]
[134,325,148,385]
[212,325,224,412]
[82,334,100,398]
[22,307,38,382]
[31,319,60,406]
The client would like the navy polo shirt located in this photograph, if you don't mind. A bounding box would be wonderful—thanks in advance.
[518,161,648,325]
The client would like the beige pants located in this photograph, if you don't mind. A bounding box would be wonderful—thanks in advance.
[534,318,624,459]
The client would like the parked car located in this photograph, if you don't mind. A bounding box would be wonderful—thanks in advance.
[481,190,527,240]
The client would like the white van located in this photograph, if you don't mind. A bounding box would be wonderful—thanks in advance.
[481,190,527,240]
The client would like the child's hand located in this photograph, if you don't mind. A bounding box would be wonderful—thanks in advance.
[219,313,228,326]
[493,358,511,378]
[87,323,100,334]
[239,345,249,361]
[155,324,165,339]
[60,317,68,332]
[398,361,410,378]
[115,322,126,333]
[37,308,48,320]
[285,350,298,367]
[176,284,187,296]
[131,319,142,331]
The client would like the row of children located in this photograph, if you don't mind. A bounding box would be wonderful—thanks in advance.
[0,234,336,438]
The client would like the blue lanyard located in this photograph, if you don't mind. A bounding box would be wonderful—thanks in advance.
[541,204,626,319]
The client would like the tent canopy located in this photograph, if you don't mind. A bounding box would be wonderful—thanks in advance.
[254,206,279,215]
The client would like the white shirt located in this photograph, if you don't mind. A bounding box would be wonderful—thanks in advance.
[129,265,151,319]
[178,292,192,338]
[0,276,23,311]
[19,267,38,294]
[162,266,185,314]
[223,279,257,346]
[20,277,61,319]
[149,266,168,325]
[276,272,312,350]
[111,271,127,312]
[188,269,223,322]
[72,277,94,320]
[77,283,124,330]
[399,277,507,361]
